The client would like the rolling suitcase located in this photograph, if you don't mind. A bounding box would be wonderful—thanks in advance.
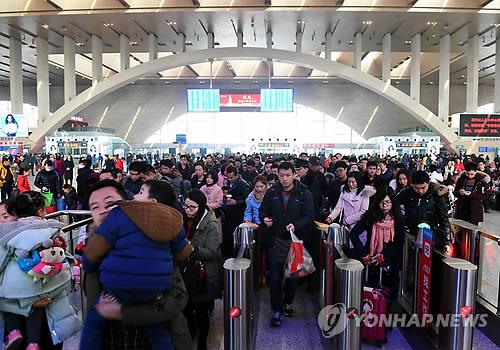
[361,265,389,344]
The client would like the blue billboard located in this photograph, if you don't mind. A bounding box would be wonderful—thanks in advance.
[260,88,294,112]
[187,89,220,112]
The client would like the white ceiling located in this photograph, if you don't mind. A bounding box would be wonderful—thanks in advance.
[0,1,499,86]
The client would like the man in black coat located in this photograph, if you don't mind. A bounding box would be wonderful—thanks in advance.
[222,165,251,258]
[34,159,61,198]
[260,162,314,327]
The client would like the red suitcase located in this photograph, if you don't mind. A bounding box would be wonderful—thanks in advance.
[361,266,389,343]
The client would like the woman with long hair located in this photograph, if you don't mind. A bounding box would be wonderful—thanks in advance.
[392,168,411,196]
[349,186,405,300]
[63,155,74,185]
[182,189,222,350]
[325,171,375,231]
[4,114,18,137]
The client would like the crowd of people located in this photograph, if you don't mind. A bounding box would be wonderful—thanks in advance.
[0,149,498,349]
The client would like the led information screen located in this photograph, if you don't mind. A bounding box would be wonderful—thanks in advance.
[459,114,500,137]
[187,89,220,112]
[261,88,294,112]
[0,114,29,137]
[186,88,294,112]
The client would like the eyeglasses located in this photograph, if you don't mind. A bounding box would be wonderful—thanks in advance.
[380,200,392,206]
[183,204,199,211]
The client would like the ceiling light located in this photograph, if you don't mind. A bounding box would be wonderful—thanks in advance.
[185,41,192,44]
[288,80,293,84]
[323,80,328,84]
[395,81,400,84]
[41,24,49,29]
[253,80,258,83]
[349,40,354,44]
[129,41,138,46]
[431,34,437,38]
[405,40,411,45]
[362,21,373,25]
[164,81,171,84]
[427,21,438,26]
[463,81,467,85]
[460,75,465,78]
[75,42,85,47]
[103,23,114,27]
[428,81,434,85]
[491,23,500,27]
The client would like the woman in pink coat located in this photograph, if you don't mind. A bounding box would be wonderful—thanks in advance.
[325,171,376,231]
[200,170,223,240]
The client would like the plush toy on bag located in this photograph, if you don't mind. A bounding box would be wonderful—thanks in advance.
[284,228,316,278]
[17,236,70,283]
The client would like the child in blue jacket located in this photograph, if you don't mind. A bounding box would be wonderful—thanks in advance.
[80,200,186,350]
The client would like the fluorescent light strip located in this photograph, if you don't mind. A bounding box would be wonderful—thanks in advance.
[124,105,143,141]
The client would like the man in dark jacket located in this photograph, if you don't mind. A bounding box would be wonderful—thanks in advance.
[241,158,259,185]
[397,170,451,252]
[325,160,348,212]
[122,161,145,195]
[222,165,251,258]
[260,162,314,327]
[177,154,193,180]
[34,159,61,198]
[301,156,327,218]
[76,158,94,204]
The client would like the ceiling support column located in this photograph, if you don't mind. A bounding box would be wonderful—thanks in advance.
[237,31,243,47]
[438,33,450,122]
[36,37,49,122]
[64,35,76,103]
[410,33,421,103]
[466,35,479,113]
[148,33,158,60]
[495,29,500,112]
[120,34,130,71]
[382,33,391,82]
[353,32,362,69]
[207,32,215,49]
[9,36,23,114]
[176,33,186,53]
[296,31,303,53]
[325,32,332,60]
[92,34,103,83]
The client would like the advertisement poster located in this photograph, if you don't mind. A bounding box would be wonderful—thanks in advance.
[417,227,433,322]
[0,114,29,137]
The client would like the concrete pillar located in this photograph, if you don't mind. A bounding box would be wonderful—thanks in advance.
[495,29,500,112]
[410,33,421,103]
[353,32,362,69]
[237,31,243,47]
[176,33,186,53]
[9,37,23,114]
[382,33,391,82]
[266,31,272,49]
[296,31,303,53]
[148,33,158,60]
[64,36,76,103]
[36,37,50,122]
[91,34,103,83]
[438,33,450,122]
[466,35,479,113]
[120,34,130,71]
[207,32,214,49]
[325,32,332,60]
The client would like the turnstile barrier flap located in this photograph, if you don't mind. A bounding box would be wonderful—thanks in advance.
[234,225,254,246]
[442,257,478,271]
[224,258,251,271]
[328,223,349,247]
[335,258,364,272]
[449,218,479,231]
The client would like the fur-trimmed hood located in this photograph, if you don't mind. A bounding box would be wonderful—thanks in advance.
[430,182,449,197]
[457,170,491,184]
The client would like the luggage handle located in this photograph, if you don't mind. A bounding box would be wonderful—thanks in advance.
[364,265,383,287]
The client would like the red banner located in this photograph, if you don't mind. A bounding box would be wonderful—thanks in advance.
[417,227,433,322]
[220,93,260,107]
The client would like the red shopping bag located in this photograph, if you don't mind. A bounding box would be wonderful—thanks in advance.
[285,229,316,278]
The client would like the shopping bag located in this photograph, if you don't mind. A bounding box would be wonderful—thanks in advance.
[56,197,67,211]
[42,191,54,207]
[284,229,316,278]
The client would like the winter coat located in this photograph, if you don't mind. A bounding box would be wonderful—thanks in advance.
[16,174,31,192]
[0,219,81,345]
[64,159,74,176]
[259,181,315,260]
[453,171,490,225]
[302,170,328,217]
[54,159,65,177]
[327,186,376,231]
[83,201,189,292]
[244,191,263,225]
[0,164,14,187]
[200,184,223,210]
[225,176,251,223]
[188,209,222,301]
[34,169,61,197]
[76,167,94,199]
[397,185,451,248]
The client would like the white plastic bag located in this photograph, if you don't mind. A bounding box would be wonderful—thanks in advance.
[284,229,316,278]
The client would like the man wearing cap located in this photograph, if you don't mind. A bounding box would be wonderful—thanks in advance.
[0,156,15,201]
[302,156,327,218]
[295,159,309,180]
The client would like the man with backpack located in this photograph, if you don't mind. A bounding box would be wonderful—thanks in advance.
[260,162,314,327]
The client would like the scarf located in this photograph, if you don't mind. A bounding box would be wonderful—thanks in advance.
[369,215,395,256]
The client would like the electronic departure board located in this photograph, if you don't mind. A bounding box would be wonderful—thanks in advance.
[459,114,500,137]
[187,89,220,112]
[186,88,294,112]
[260,89,294,112]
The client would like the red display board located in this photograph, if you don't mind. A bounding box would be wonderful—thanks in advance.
[459,114,500,137]
[220,93,261,107]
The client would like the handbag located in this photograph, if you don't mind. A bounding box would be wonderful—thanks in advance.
[42,191,54,207]
[56,197,67,211]
[180,254,207,298]
[284,228,316,279]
